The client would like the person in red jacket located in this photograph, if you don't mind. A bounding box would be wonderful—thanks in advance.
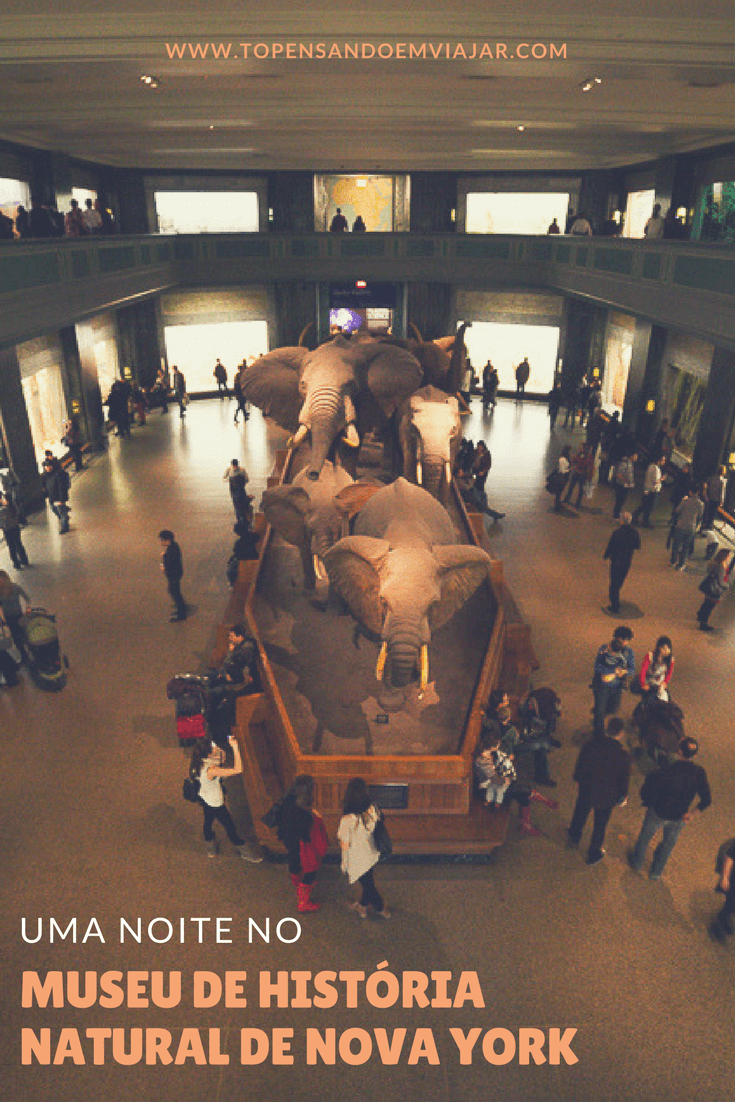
[639,636,674,701]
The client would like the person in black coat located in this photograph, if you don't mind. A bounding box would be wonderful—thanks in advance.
[41,458,71,534]
[603,512,641,614]
[568,717,630,865]
[158,529,187,621]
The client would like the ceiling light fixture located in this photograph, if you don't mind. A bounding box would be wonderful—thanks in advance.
[140,74,161,89]
[209,125,215,130]
[580,77,602,92]
[516,125,526,132]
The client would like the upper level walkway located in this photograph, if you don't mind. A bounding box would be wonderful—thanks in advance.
[3,394,734,1100]
[1,232,734,352]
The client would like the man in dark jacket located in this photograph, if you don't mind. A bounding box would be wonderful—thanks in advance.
[568,717,630,865]
[0,493,29,569]
[41,459,71,534]
[603,512,641,614]
[629,737,711,880]
[208,622,260,744]
[158,529,187,621]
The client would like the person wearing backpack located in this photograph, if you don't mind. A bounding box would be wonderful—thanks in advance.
[190,735,262,862]
[276,774,328,913]
[338,777,390,919]
[41,457,71,534]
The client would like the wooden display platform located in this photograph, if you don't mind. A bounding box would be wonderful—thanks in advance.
[221,448,538,857]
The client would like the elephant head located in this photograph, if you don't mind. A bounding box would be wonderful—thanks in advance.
[407,322,470,393]
[239,334,423,483]
[261,461,378,588]
[324,479,491,709]
[399,385,463,499]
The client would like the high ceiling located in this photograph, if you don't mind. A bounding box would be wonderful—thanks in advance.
[2,1,735,172]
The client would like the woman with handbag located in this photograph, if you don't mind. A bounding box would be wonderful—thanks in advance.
[338,777,390,919]
[276,774,328,913]
[696,549,732,632]
[190,735,262,862]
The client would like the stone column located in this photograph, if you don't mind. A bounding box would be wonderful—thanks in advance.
[693,347,735,480]
[0,346,43,509]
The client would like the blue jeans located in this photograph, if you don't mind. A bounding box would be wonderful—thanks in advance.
[593,679,622,738]
[50,502,70,533]
[670,528,694,567]
[630,807,685,877]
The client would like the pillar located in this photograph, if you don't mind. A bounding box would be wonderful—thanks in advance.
[693,347,735,481]
[0,346,43,508]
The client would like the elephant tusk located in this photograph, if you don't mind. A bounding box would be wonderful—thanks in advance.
[416,460,423,486]
[445,460,453,485]
[298,322,314,348]
[313,554,327,581]
[419,645,429,696]
[288,423,309,449]
[344,423,360,448]
[376,642,388,682]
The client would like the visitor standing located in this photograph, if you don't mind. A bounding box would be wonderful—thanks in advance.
[329,208,348,233]
[338,777,390,918]
[233,365,249,424]
[603,513,641,615]
[275,775,328,913]
[41,458,71,534]
[158,529,187,622]
[214,359,229,398]
[223,459,251,524]
[669,487,704,570]
[172,366,187,418]
[696,548,732,631]
[515,358,530,397]
[591,625,635,738]
[629,738,711,880]
[568,717,630,865]
[0,494,29,570]
[0,570,30,662]
[632,455,665,528]
[190,735,262,861]
[612,452,637,519]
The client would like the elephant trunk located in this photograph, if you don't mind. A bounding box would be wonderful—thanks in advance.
[312,528,333,579]
[419,453,447,498]
[304,390,345,481]
[387,632,422,688]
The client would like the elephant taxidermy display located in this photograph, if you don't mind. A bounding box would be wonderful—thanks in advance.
[323,478,492,711]
[397,385,464,501]
[260,460,378,590]
[405,321,470,393]
[238,332,423,483]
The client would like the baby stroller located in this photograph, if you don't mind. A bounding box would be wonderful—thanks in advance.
[22,607,68,691]
[166,674,210,747]
[633,695,685,765]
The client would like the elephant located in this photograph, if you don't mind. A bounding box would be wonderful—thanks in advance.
[260,460,378,590]
[397,385,464,500]
[238,331,423,483]
[324,478,492,710]
[405,321,471,394]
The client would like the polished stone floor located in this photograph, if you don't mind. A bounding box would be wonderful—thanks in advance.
[2,396,734,1102]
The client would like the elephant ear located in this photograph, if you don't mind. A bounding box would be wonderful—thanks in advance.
[362,344,424,418]
[333,481,383,522]
[322,535,389,635]
[261,485,311,547]
[240,348,307,432]
[429,544,492,630]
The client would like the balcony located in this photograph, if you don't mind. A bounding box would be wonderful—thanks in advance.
[1,234,733,350]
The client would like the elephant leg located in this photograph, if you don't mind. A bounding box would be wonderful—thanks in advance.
[337,441,359,480]
[300,546,317,590]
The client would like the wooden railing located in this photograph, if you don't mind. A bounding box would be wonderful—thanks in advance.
[223,450,537,853]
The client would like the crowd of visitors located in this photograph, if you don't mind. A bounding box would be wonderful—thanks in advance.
[0,196,115,240]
